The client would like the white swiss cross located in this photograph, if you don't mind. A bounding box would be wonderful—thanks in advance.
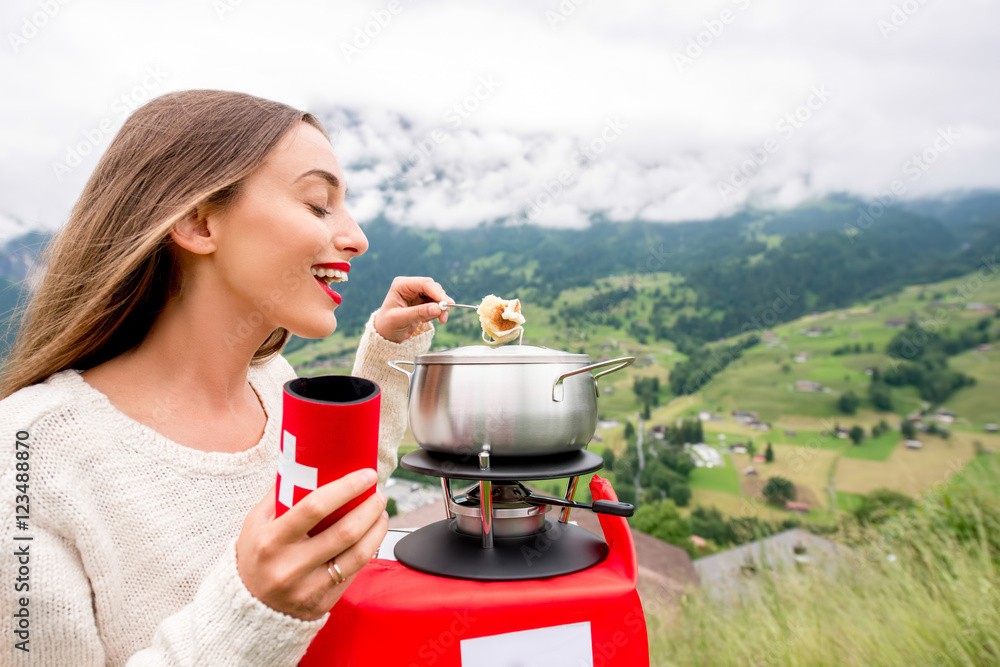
[277,430,318,508]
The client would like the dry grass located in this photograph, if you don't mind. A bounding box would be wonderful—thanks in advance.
[648,482,1000,665]
[681,488,793,522]
[834,432,983,496]
[730,445,840,510]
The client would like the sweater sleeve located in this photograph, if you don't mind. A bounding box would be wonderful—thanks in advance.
[0,507,327,667]
[125,538,328,666]
[351,311,434,488]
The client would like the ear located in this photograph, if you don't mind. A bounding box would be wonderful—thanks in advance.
[169,205,218,255]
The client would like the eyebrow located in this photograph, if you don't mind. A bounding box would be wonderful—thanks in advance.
[295,169,347,196]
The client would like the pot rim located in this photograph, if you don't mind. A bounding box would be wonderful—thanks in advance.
[413,344,590,365]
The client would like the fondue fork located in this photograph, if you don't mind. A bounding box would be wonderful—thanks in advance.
[437,301,479,311]
[416,293,479,311]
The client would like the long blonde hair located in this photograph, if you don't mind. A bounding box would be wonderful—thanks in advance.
[0,90,328,399]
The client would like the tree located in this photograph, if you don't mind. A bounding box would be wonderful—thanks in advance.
[630,499,693,555]
[838,390,860,415]
[747,439,757,458]
[670,484,692,507]
[868,381,893,411]
[901,420,917,440]
[849,425,865,445]
[602,448,616,472]
[624,420,635,440]
[765,442,774,463]
[762,476,796,505]
[386,497,398,517]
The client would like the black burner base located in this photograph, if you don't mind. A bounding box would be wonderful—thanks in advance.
[400,448,604,481]
[393,518,608,582]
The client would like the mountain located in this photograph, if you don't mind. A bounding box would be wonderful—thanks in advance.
[1,191,998,359]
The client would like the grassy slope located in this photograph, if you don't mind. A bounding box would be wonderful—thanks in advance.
[288,268,1000,514]
[647,479,1000,665]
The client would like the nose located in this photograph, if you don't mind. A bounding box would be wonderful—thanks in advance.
[334,208,369,258]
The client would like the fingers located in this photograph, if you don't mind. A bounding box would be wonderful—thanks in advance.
[273,468,377,542]
[392,277,452,310]
[303,491,387,568]
[321,508,389,588]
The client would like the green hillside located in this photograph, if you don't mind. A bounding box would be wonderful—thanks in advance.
[291,260,1000,528]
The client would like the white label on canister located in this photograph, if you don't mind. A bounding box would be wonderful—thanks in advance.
[460,621,593,666]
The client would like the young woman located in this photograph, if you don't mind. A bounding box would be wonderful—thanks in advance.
[0,90,451,665]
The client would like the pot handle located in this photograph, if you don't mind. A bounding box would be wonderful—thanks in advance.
[552,356,635,402]
[387,360,415,380]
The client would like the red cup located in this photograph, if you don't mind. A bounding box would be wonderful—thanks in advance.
[275,375,381,536]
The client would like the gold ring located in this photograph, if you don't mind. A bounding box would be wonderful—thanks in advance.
[327,560,347,585]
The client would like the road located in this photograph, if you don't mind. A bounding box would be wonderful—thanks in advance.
[635,415,645,498]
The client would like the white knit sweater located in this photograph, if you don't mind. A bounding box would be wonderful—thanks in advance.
[0,313,432,666]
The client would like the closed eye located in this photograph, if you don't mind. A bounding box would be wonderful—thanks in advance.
[309,204,330,217]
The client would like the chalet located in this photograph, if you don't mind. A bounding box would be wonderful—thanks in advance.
[794,353,810,363]
[933,409,955,426]
[834,426,850,439]
[730,444,747,454]
[848,331,860,338]
[784,430,798,437]
[864,367,875,375]
[762,330,777,340]
[752,455,767,464]
[690,535,708,549]
[784,501,810,514]
[743,466,758,476]
[796,380,823,392]
[986,424,998,433]
[805,326,825,337]
[966,303,995,313]
[885,319,906,328]
[978,344,993,352]
[699,411,711,421]
[905,440,923,450]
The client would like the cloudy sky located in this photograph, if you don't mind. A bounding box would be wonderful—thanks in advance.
[2,0,999,235]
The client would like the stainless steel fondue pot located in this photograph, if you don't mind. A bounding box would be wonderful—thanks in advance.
[388,346,634,457]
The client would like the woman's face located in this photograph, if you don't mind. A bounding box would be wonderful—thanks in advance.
[208,121,368,340]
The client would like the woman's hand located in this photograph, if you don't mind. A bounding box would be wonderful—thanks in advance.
[374,276,453,343]
[235,469,388,621]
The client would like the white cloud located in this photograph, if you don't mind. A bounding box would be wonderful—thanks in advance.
[1,0,998,236]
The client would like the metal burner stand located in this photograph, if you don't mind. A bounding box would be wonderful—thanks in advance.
[394,447,615,581]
